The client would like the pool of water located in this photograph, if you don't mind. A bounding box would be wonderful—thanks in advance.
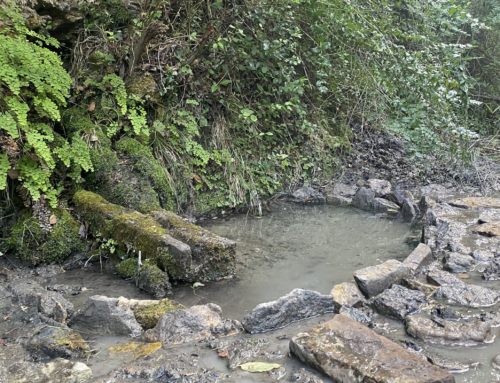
[174,203,415,318]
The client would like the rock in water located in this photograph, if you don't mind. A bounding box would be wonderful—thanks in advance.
[373,197,400,215]
[352,187,376,211]
[372,284,427,320]
[241,289,338,334]
[144,303,240,344]
[289,186,326,204]
[290,314,454,383]
[405,315,495,346]
[353,259,408,298]
[70,295,143,337]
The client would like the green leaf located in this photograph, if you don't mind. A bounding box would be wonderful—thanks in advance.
[239,362,281,373]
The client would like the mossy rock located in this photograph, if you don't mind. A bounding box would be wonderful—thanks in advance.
[6,209,84,265]
[116,137,175,211]
[132,299,183,329]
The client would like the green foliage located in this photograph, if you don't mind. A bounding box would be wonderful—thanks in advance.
[0,2,92,206]
[6,210,84,265]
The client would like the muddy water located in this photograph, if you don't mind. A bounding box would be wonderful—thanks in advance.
[174,203,415,318]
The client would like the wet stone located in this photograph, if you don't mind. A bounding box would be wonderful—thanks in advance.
[241,288,338,334]
[405,315,495,346]
[144,303,241,344]
[373,197,400,215]
[352,187,376,211]
[70,295,143,337]
[433,283,500,308]
[27,326,89,360]
[372,284,427,320]
[290,314,454,383]
[403,243,433,274]
[289,186,326,204]
[353,259,409,298]
[330,282,365,307]
[444,252,475,273]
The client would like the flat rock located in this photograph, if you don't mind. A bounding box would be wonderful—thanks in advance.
[8,280,73,323]
[449,197,500,209]
[144,303,240,344]
[330,282,365,307]
[353,259,408,298]
[433,283,500,307]
[403,243,433,274]
[27,326,89,360]
[471,222,500,237]
[372,284,427,320]
[290,314,454,383]
[405,315,495,346]
[427,269,463,286]
[70,295,142,337]
[242,289,338,334]
[444,252,475,273]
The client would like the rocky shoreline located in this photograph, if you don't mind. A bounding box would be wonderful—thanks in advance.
[1,176,499,382]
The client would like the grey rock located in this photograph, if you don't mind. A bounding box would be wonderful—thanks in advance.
[290,314,454,383]
[70,295,142,337]
[444,252,475,273]
[290,368,325,383]
[373,197,400,215]
[433,283,500,308]
[326,194,352,206]
[26,326,89,360]
[330,282,365,307]
[401,197,420,222]
[289,187,326,204]
[144,303,240,344]
[338,305,373,326]
[482,256,500,281]
[353,259,409,298]
[8,280,73,323]
[471,249,495,263]
[324,182,356,206]
[241,288,338,334]
[493,354,500,370]
[367,179,392,197]
[352,187,376,211]
[427,269,463,286]
[405,315,495,346]
[403,243,433,274]
[372,284,427,320]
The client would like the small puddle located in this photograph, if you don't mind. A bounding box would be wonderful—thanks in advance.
[174,203,415,318]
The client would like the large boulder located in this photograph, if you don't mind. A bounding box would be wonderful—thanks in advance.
[241,289,338,334]
[371,284,427,320]
[290,314,454,383]
[70,295,143,337]
[405,315,495,346]
[144,303,240,344]
[353,259,409,298]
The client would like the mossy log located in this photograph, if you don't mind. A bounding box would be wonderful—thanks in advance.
[151,210,236,281]
[73,190,191,280]
[73,190,236,283]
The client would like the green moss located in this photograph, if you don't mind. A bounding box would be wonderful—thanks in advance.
[7,209,85,265]
[116,257,137,279]
[126,74,159,101]
[55,331,90,353]
[116,137,175,211]
[132,299,183,329]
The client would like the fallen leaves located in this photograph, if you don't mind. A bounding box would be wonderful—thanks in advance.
[239,362,281,373]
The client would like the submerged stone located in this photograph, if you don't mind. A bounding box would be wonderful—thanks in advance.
[353,259,408,298]
[372,284,427,320]
[405,315,495,346]
[241,288,338,334]
[290,314,454,383]
[144,303,240,344]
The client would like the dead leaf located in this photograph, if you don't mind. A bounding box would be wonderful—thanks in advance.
[239,362,281,373]
[87,101,96,112]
